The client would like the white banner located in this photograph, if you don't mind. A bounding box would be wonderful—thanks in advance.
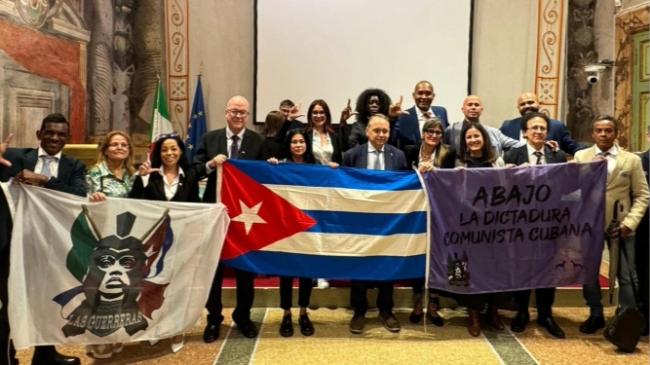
[8,184,228,349]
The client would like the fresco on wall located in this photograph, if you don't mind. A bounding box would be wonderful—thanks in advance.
[0,0,164,146]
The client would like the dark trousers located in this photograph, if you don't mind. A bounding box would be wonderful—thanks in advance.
[513,288,556,319]
[205,264,255,325]
[635,220,649,328]
[411,278,447,302]
[457,293,499,311]
[279,277,312,310]
[350,280,394,315]
[1,251,17,365]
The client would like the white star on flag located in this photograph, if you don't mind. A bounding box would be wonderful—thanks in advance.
[232,200,267,234]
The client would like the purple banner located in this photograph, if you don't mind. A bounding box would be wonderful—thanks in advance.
[425,161,607,294]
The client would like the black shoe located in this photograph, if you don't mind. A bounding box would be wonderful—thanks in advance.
[203,322,221,343]
[299,313,315,336]
[409,310,423,324]
[537,316,565,338]
[31,350,80,365]
[349,313,365,334]
[379,311,401,333]
[237,320,258,338]
[426,310,444,327]
[279,314,293,337]
[579,315,605,334]
[510,311,530,333]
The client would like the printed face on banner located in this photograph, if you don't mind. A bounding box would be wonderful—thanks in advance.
[56,211,172,338]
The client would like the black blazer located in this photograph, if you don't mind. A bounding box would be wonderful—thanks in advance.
[0,148,86,197]
[342,143,408,171]
[129,168,200,203]
[405,143,457,169]
[193,128,264,203]
[503,144,567,165]
[0,188,12,254]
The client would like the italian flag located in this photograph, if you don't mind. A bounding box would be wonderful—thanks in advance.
[150,78,174,142]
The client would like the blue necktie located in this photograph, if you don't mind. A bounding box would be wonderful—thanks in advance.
[41,155,56,177]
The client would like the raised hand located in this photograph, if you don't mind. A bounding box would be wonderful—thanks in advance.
[340,98,357,123]
[288,103,304,121]
[0,133,14,167]
[138,155,160,176]
[389,96,409,118]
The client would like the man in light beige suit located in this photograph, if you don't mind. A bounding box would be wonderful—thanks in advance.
[574,115,649,334]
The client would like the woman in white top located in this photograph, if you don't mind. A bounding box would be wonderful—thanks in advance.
[307,99,343,167]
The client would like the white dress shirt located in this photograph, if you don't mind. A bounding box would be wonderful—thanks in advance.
[35,147,62,178]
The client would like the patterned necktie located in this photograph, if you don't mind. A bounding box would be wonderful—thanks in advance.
[533,151,543,165]
[230,135,240,159]
[373,150,383,170]
[41,155,56,177]
[423,111,432,119]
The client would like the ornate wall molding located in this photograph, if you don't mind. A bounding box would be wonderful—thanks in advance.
[164,0,189,137]
[534,0,566,119]
[614,4,649,149]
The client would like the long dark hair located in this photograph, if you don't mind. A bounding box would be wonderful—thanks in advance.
[307,99,334,134]
[458,121,496,164]
[285,128,315,163]
[150,134,191,171]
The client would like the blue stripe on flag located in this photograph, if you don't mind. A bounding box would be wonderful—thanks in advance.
[229,160,421,191]
[304,210,426,234]
[224,251,426,280]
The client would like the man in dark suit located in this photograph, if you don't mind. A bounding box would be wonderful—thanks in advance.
[343,114,408,334]
[504,112,567,339]
[500,92,584,155]
[393,80,449,149]
[0,113,85,365]
[194,95,264,341]
[636,127,649,335]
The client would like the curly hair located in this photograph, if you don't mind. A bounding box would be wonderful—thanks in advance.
[150,134,191,172]
[355,88,391,125]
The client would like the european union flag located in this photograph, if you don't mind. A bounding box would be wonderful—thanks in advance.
[185,76,207,162]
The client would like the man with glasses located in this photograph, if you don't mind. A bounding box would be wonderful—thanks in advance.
[194,95,263,341]
[503,112,567,338]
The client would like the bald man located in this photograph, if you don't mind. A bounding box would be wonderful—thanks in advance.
[193,95,264,341]
[500,92,584,155]
[444,95,523,157]
[393,80,449,149]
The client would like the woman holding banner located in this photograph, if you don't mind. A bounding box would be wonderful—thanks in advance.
[456,121,505,336]
[405,117,456,326]
[306,99,342,289]
[129,133,200,352]
[86,130,136,359]
[267,128,317,337]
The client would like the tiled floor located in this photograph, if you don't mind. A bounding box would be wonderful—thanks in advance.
[15,307,649,365]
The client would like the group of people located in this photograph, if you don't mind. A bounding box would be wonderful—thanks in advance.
[0,79,648,364]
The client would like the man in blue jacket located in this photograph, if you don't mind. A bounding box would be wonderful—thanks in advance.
[393,81,448,149]
[500,92,584,155]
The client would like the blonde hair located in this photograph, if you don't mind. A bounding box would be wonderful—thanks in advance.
[96,130,136,175]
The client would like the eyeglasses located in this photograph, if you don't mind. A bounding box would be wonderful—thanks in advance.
[157,132,179,139]
[424,129,443,136]
[227,109,249,117]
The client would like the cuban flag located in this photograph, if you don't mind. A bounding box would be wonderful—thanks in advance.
[217,160,428,280]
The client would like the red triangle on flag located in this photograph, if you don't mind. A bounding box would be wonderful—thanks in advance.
[219,162,316,260]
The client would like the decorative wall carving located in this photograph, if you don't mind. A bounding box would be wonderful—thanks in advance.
[614,4,649,149]
[535,0,566,119]
[164,0,188,137]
